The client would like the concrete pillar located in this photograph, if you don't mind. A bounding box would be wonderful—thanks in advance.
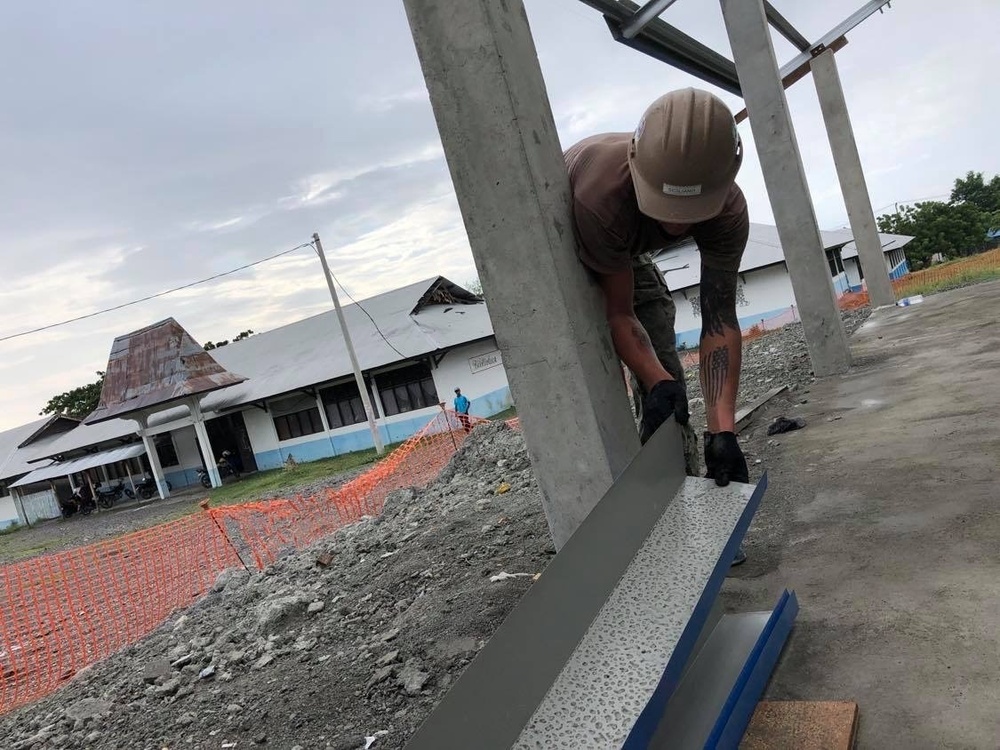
[811,48,895,308]
[721,0,852,376]
[189,399,222,488]
[404,0,640,549]
[12,487,29,527]
[137,416,170,499]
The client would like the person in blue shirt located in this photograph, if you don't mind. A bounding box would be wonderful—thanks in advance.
[453,387,472,432]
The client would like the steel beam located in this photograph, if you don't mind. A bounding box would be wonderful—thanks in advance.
[620,0,682,39]
[580,0,742,95]
[779,0,892,78]
[763,1,810,51]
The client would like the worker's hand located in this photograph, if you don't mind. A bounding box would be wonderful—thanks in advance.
[640,379,689,445]
[703,431,749,486]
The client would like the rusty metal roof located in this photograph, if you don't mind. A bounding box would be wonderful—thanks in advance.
[84,318,246,424]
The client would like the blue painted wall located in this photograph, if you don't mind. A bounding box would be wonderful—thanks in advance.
[675,306,794,350]
[253,384,513,471]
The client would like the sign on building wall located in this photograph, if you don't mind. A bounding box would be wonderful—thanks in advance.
[469,349,503,374]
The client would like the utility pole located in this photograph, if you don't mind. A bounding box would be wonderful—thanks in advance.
[312,233,385,456]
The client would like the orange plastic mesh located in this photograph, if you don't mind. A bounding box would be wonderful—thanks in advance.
[0,409,486,714]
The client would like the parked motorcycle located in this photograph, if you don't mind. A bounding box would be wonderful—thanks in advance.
[197,453,241,489]
[94,480,132,509]
[60,487,97,518]
[133,475,172,500]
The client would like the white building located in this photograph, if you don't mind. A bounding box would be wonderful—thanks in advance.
[6,277,512,519]
[653,224,913,348]
[3,231,912,522]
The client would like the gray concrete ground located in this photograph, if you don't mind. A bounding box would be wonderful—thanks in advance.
[723,280,1000,749]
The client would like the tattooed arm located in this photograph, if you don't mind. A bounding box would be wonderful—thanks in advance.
[597,268,674,389]
[699,264,742,433]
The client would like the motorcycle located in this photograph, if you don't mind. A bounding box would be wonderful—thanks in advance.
[133,475,172,500]
[60,487,97,518]
[94,480,132,509]
[197,453,241,489]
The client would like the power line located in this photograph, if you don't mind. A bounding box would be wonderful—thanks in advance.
[0,242,314,344]
[324,261,408,361]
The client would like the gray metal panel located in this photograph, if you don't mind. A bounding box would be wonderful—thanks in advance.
[649,613,770,749]
[514,477,756,749]
[405,420,688,750]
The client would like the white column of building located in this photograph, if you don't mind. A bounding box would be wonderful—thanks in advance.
[189,399,222,489]
[404,0,640,549]
[137,414,170,499]
[721,0,852,376]
[811,48,895,308]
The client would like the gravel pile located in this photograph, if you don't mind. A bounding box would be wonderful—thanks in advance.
[685,307,871,431]
[0,423,551,750]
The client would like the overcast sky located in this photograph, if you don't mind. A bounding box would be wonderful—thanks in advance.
[0,0,995,432]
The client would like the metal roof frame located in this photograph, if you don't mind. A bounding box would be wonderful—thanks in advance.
[576,0,892,99]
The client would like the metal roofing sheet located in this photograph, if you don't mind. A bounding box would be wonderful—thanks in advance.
[197,277,492,412]
[10,443,146,488]
[655,223,885,291]
[86,318,247,424]
[0,417,54,481]
[31,418,140,461]
[840,232,914,259]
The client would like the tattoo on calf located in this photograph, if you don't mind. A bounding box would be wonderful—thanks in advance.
[704,346,729,407]
[700,266,740,340]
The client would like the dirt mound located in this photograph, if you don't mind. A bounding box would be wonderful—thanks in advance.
[0,422,551,750]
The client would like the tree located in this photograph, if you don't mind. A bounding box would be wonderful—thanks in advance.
[39,372,105,418]
[878,201,990,269]
[950,171,1000,217]
[465,278,483,296]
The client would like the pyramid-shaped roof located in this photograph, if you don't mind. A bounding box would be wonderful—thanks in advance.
[85,318,246,424]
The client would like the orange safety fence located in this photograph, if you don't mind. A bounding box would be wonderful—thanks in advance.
[0,409,485,715]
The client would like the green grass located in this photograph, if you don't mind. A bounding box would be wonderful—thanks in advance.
[0,521,22,536]
[206,441,405,507]
[898,267,1000,298]
[489,406,518,421]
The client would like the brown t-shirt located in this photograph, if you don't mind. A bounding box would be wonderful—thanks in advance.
[564,132,749,276]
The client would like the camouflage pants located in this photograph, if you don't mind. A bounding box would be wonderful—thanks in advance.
[631,253,701,477]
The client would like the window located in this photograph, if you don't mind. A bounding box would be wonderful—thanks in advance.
[270,395,325,442]
[320,382,367,429]
[154,434,180,468]
[377,363,438,416]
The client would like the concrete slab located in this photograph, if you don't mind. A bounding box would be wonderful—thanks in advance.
[723,281,1000,748]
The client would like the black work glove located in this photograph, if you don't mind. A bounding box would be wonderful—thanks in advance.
[704,431,749,486]
[640,379,689,445]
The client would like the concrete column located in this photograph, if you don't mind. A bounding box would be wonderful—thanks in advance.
[137,415,170,499]
[12,487,29,527]
[404,0,640,549]
[811,48,895,308]
[721,0,852,376]
[189,399,222,488]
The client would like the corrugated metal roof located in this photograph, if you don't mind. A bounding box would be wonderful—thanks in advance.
[31,418,140,461]
[86,318,248,424]
[10,443,146,489]
[0,417,56,481]
[840,232,914,259]
[655,223,869,291]
[193,276,492,413]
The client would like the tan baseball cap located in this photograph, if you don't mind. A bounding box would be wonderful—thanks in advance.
[628,88,743,223]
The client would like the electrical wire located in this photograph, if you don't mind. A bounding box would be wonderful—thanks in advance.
[0,242,315,344]
[325,263,408,361]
